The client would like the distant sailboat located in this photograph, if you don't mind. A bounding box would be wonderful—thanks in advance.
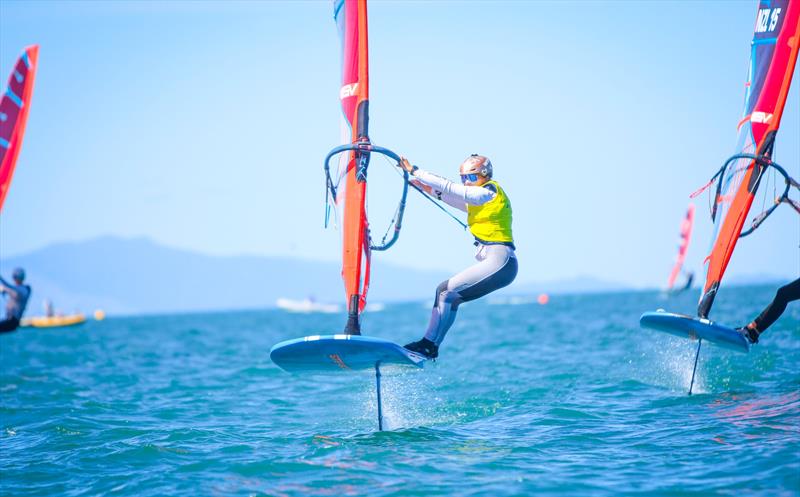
[665,204,695,295]
[275,297,340,314]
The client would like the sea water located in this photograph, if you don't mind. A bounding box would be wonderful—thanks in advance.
[1,285,798,496]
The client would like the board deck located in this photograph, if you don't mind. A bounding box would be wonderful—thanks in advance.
[639,310,750,353]
[270,335,426,373]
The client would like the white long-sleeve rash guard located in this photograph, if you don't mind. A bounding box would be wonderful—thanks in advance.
[412,169,496,213]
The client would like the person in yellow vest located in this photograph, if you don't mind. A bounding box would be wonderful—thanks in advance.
[399,154,518,359]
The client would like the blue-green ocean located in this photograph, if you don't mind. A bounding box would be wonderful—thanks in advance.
[1,285,798,496]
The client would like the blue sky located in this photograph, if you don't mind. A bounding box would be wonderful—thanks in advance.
[0,0,798,288]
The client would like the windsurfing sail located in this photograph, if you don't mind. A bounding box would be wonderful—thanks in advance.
[666,203,695,292]
[324,0,409,334]
[333,0,371,335]
[697,1,800,318]
[0,45,39,212]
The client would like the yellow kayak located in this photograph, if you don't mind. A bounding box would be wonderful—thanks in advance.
[21,313,87,328]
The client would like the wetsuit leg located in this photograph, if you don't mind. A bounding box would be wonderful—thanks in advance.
[423,245,518,346]
[752,277,800,333]
[0,317,20,333]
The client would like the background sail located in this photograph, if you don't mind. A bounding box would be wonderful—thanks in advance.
[333,0,371,324]
[666,204,695,291]
[0,45,39,212]
[698,1,800,318]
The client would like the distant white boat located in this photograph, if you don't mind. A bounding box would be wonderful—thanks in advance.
[275,298,340,314]
[364,302,386,313]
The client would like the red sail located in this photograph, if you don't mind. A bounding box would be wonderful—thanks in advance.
[698,1,800,318]
[334,0,371,323]
[0,45,39,212]
[667,204,695,291]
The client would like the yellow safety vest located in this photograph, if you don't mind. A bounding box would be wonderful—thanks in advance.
[467,180,514,244]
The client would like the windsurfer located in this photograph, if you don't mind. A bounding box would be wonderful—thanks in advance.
[0,267,31,333]
[399,155,518,359]
[739,277,800,343]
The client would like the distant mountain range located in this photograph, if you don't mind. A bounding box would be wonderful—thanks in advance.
[0,236,634,316]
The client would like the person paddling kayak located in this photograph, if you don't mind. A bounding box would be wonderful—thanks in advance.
[0,267,31,333]
[399,154,518,359]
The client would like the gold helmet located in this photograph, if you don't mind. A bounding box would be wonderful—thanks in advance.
[459,154,492,179]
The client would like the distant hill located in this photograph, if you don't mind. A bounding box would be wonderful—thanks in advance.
[1,237,634,316]
[0,236,450,315]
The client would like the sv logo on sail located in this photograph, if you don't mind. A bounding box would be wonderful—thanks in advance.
[340,83,359,99]
[755,7,782,33]
[750,111,773,124]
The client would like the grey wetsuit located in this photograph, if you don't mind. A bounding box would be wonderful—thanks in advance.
[411,167,519,347]
[423,243,518,346]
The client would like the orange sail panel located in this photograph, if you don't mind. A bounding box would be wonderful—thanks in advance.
[335,0,371,330]
[0,45,39,212]
[698,1,800,318]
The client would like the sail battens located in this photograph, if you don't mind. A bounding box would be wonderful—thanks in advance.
[4,89,23,108]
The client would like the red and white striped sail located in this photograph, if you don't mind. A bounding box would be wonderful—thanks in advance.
[0,45,39,212]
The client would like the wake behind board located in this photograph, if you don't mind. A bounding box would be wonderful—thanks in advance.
[270,335,426,373]
[640,311,750,353]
